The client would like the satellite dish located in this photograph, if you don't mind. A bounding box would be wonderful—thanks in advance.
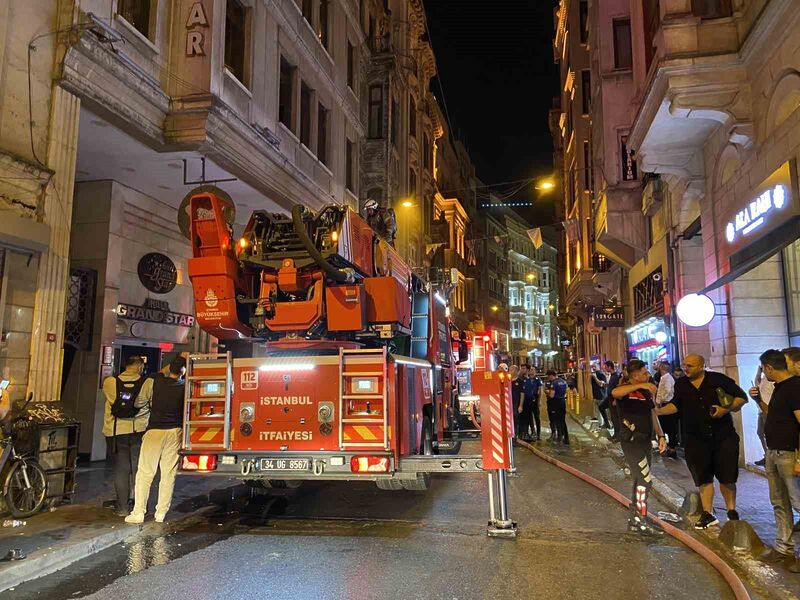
[177,185,236,239]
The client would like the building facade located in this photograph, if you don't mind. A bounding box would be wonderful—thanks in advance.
[555,0,800,463]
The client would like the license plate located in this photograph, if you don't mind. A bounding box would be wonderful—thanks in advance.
[260,458,311,471]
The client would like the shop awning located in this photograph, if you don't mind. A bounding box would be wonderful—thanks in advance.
[700,216,800,293]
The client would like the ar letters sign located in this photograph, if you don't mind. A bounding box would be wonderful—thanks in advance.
[186,2,209,56]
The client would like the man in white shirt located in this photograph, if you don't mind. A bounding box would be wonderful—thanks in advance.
[655,361,678,458]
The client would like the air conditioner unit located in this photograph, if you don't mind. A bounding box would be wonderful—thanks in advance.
[642,178,663,217]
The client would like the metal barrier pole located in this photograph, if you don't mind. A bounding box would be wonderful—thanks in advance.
[487,468,517,538]
[507,437,517,476]
[487,471,496,525]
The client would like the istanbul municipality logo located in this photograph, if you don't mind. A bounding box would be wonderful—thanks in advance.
[726,184,787,243]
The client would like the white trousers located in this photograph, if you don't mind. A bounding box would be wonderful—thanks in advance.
[132,428,181,517]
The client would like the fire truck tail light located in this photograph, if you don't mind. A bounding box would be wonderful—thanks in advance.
[182,454,218,472]
[350,456,390,473]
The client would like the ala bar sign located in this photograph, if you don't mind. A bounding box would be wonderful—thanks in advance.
[726,184,788,243]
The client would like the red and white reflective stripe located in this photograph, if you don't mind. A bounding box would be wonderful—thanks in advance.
[480,391,510,470]
[488,394,505,464]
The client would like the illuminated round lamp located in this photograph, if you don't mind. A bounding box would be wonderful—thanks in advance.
[654,331,668,344]
[676,293,715,327]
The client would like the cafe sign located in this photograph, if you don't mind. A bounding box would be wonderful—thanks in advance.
[117,298,195,327]
[721,160,799,255]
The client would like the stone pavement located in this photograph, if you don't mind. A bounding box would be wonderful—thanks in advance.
[0,459,246,593]
[532,413,800,600]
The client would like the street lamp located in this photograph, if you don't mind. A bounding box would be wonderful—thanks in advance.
[526,273,535,282]
[535,179,556,191]
[401,199,414,208]
[491,305,499,312]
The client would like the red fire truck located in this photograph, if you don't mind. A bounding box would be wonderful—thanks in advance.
[179,192,477,490]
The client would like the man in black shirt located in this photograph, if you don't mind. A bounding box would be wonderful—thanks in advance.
[658,354,747,529]
[126,356,186,524]
[750,350,800,570]
[611,359,666,536]
[510,364,524,439]
[605,360,622,441]
[591,365,611,429]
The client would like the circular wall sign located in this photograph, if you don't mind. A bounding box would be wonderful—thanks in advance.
[676,293,716,327]
[137,253,178,294]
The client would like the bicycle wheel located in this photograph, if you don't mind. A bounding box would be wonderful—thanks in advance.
[4,459,47,517]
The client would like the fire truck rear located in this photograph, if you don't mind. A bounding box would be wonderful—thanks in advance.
[179,191,471,490]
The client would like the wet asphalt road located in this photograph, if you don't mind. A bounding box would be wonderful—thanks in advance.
[6,446,735,600]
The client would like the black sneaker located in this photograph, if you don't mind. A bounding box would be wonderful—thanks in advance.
[755,458,766,467]
[695,511,720,529]
[727,509,740,521]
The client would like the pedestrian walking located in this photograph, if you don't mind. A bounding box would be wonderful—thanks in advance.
[655,361,678,459]
[611,359,667,536]
[546,370,569,445]
[520,366,543,441]
[657,354,747,529]
[102,356,151,516]
[749,350,800,571]
[510,364,523,439]
[591,364,611,429]
[126,356,186,524]
[753,364,774,467]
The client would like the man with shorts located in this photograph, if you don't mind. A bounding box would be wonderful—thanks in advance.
[611,359,667,536]
[658,354,747,529]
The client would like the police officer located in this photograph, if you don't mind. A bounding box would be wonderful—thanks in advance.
[546,371,569,445]
[521,366,543,441]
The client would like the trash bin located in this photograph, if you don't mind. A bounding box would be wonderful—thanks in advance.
[12,403,80,506]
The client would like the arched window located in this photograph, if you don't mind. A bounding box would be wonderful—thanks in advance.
[766,71,800,137]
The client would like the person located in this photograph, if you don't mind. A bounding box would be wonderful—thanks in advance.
[658,354,747,529]
[126,356,186,524]
[546,370,569,445]
[102,356,152,516]
[783,347,800,376]
[605,360,622,441]
[521,366,543,441]
[655,361,678,459]
[749,350,800,571]
[611,359,667,536]
[753,364,774,467]
[673,367,685,379]
[591,365,611,429]
[510,364,523,439]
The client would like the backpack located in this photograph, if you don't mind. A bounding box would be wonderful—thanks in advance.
[111,376,146,420]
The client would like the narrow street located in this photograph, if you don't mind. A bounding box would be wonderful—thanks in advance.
[8,444,734,600]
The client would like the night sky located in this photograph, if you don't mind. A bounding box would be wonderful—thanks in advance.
[424,0,560,228]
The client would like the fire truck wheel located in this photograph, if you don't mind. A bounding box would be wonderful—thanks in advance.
[375,479,404,491]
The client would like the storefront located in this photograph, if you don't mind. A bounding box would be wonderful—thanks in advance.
[626,317,671,367]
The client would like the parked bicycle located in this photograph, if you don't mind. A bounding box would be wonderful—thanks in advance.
[1,393,47,517]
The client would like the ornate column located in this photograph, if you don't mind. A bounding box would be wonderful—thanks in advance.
[27,86,81,402]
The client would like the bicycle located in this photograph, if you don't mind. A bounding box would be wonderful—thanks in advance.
[1,393,47,518]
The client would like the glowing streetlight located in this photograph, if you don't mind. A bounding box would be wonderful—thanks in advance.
[526,273,535,282]
[535,180,556,191]
[490,305,499,312]
[401,200,414,208]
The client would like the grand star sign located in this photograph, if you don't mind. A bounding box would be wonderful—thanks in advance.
[726,184,787,243]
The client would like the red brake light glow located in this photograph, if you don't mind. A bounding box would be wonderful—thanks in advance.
[182,454,217,472]
[350,456,390,473]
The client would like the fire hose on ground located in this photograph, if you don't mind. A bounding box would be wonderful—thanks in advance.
[515,439,751,600]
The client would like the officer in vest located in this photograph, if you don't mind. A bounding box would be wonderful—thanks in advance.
[126,355,186,524]
[102,356,152,516]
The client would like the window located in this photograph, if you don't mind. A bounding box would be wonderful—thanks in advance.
[525,322,533,341]
[784,240,800,338]
[642,0,659,72]
[409,96,417,138]
[346,138,355,192]
[368,85,384,138]
[118,0,151,38]
[279,57,295,131]
[583,140,593,192]
[409,168,417,199]
[302,0,313,24]
[300,82,312,147]
[692,0,732,18]
[347,40,355,89]
[317,103,329,165]
[613,18,633,70]
[524,292,532,310]
[318,0,330,50]
[579,0,589,45]
[225,0,248,86]
[581,70,591,115]
[391,98,398,146]
[423,134,431,171]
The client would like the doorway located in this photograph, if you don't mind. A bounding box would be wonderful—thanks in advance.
[118,345,162,376]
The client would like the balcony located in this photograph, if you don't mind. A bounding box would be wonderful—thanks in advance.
[594,187,646,268]
[565,268,605,315]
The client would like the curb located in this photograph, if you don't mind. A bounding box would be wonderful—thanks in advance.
[566,412,797,600]
[0,484,251,593]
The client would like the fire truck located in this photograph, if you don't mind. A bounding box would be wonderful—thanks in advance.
[179,191,476,490]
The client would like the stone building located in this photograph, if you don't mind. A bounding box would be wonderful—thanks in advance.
[1,0,371,457]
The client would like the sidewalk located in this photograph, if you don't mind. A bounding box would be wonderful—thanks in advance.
[536,413,800,600]
[0,460,246,593]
